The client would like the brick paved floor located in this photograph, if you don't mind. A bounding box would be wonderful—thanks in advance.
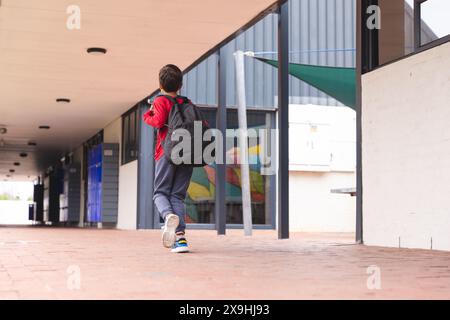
[0,226,449,299]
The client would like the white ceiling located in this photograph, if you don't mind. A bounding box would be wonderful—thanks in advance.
[0,0,277,181]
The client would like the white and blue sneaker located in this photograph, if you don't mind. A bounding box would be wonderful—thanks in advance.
[162,214,179,248]
[171,236,189,253]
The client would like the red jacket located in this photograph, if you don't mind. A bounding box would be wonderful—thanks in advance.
[143,95,185,161]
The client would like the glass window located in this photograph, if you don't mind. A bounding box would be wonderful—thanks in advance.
[185,109,217,224]
[418,0,450,46]
[364,1,449,73]
[225,110,273,225]
[185,108,274,226]
[121,106,139,164]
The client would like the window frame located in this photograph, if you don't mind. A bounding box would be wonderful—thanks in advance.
[121,105,140,165]
[414,0,450,50]
[362,0,450,74]
[182,106,277,228]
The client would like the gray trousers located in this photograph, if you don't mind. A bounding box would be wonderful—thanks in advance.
[153,155,193,233]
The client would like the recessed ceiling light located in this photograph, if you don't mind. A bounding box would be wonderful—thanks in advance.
[20,153,28,158]
[6,175,11,178]
[28,141,37,146]
[0,128,7,134]
[9,169,15,173]
[56,98,71,103]
[87,47,107,55]
[13,162,20,166]
[39,125,50,130]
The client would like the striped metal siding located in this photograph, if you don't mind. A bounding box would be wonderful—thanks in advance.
[181,0,356,108]
[66,163,81,223]
[101,143,119,223]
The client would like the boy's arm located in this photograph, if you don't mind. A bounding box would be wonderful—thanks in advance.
[143,98,169,129]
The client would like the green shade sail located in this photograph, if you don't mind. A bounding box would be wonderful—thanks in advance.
[254,57,356,109]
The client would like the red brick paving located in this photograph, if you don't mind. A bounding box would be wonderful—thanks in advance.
[0,226,449,299]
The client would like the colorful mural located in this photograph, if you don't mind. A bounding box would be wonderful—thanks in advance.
[185,145,266,223]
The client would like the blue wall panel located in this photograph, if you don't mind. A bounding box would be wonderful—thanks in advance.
[87,144,103,223]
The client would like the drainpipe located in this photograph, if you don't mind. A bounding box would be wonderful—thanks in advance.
[234,50,253,236]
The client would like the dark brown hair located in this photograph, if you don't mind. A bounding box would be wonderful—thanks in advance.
[159,64,183,93]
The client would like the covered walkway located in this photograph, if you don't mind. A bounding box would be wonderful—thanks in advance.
[1,227,450,299]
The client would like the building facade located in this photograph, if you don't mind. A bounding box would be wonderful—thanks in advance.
[29,0,438,235]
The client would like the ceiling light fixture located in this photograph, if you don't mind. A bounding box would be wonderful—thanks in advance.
[28,141,37,146]
[0,127,7,134]
[20,153,28,158]
[87,47,107,55]
[39,125,50,130]
[9,169,15,173]
[56,98,71,103]
[14,162,20,166]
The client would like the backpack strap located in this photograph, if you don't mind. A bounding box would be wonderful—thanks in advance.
[162,94,177,104]
[162,94,189,105]
[162,95,187,122]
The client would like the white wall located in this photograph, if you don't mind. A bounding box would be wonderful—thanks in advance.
[117,160,138,230]
[288,105,356,232]
[289,105,356,172]
[103,117,122,146]
[0,201,32,225]
[362,42,450,251]
[103,117,139,230]
[289,172,356,232]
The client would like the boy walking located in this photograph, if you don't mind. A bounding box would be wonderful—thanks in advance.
[143,64,193,253]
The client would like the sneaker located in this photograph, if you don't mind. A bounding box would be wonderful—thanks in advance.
[171,237,189,253]
[162,214,179,248]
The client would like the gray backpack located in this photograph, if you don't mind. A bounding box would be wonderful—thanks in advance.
[162,95,212,167]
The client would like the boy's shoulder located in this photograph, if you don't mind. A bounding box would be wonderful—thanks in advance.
[154,95,190,105]
[152,95,168,103]
[152,95,173,107]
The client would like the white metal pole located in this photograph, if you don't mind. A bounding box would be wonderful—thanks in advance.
[234,50,253,236]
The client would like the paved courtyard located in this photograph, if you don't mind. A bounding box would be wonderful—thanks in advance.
[0,226,450,299]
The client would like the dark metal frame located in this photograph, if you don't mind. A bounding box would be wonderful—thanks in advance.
[365,0,450,73]
[368,34,450,73]
[414,0,450,51]
[277,1,289,240]
[414,0,426,50]
[215,48,227,235]
[355,1,367,243]
[360,0,379,74]
[121,105,140,165]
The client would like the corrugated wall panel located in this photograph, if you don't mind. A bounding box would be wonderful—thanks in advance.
[181,0,357,108]
[101,143,119,223]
